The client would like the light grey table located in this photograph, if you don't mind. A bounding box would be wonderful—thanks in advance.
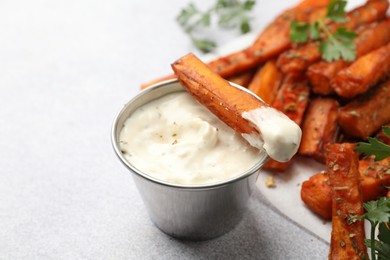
[0,0,328,259]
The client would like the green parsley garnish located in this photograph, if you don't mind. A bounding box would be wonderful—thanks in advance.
[290,0,357,62]
[177,0,256,53]
[350,197,390,260]
[355,126,390,161]
[351,125,390,259]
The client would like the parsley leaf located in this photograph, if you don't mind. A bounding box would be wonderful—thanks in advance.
[351,197,390,260]
[192,38,217,53]
[362,198,390,223]
[320,27,357,62]
[177,0,256,53]
[177,3,199,31]
[327,0,348,23]
[310,21,321,40]
[351,127,390,260]
[384,127,390,137]
[289,0,357,62]
[355,127,390,161]
[290,21,311,43]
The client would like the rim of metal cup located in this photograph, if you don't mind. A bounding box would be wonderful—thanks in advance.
[111,78,269,190]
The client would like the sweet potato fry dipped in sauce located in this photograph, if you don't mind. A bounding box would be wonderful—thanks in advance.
[171,53,302,162]
[326,143,368,260]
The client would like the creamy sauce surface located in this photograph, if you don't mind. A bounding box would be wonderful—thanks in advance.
[119,92,264,185]
[242,106,302,162]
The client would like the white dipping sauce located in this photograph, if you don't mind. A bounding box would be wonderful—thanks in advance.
[119,92,263,185]
[242,107,302,162]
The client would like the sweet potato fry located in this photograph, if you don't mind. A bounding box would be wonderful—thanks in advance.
[172,53,302,162]
[327,143,368,260]
[331,42,390,98]
[247,60,283,104]
[301,157,390,220]
[337,80,390,139]
[171,53,263,136]
[359,157,390,202]
[277,0,389,75]
[263,160,291,172]
[226,70,255,88]
[277,42,320,75]
[208,2,331,79]
[263,75,310,171]
[271,75,310,125]
[308,19,390,95]
[301,171,332,219]
[298,98,339,163]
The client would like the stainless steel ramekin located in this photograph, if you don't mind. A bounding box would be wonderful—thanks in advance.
[112,79,268,240]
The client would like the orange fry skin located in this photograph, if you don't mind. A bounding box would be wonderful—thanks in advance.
[331,42,390,98]
[359,157,390,202]
[200,1,331,78]
[299,98,339,163]
[247,60,283,105]
[277,42,320,75]
[301,157,390,220]
[308,19,390,95]
[171,53,267,136]
[277,0,389,75]
[226,70,255,88]
[271,75,310,125]
[337,80,390,139]
[263,75,310,171]
[326,143,368,260]
[301,172,332,219]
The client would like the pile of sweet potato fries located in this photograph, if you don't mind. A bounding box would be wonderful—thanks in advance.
[143,0,390,257]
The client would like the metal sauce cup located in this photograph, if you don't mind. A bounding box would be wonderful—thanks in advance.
[112,79,268,240]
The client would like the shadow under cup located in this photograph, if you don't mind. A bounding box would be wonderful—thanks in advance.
[112,79,268,240]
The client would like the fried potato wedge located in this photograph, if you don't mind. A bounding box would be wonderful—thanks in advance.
[301,172,332,219]
[208,1,330,78]
[277,0,389,75]
[308,19,390,95]
[299,98,339,162]
[331,42,390,98]
[327,143,368,260]
[226,70,255,88]
[247,60,283,105]
[337,80,390,139]
[301,157,390,220]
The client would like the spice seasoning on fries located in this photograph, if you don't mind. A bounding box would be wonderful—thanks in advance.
[141,0,390,258]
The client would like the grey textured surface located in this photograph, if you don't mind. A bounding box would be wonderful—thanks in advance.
[0,0,328,259]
